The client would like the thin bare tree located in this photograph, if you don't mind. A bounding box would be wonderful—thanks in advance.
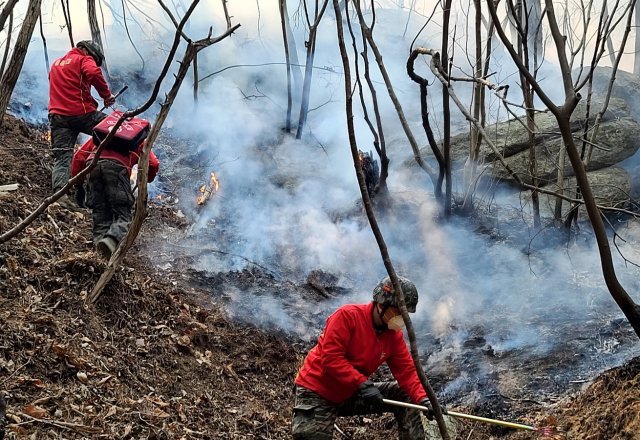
[0,0,42,127]
[0,10,12,79]
[295,0,329,139]
[441,0,453,216]
[87,0,110,81]
[352,0,438,185]
[279,0,294,132]
[38,9,50,74]
[332,2,450,439]
[60,0,74,46]
[345,1,389,196]
[0,0,18,33]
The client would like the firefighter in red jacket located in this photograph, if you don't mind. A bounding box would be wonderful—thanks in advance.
[71,138,159,259]
[293,276,444,439]
[48,40,115,207]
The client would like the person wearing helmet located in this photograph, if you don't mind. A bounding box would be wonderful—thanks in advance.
[48,40,115,208]
[292,276,444,439]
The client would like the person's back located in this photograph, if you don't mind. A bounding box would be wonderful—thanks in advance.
[71,138,159,259]
[49,47,109,116]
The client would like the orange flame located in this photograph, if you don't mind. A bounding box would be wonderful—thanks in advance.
[196,172,219,205]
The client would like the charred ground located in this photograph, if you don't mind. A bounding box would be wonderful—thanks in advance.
[0,113,638,439]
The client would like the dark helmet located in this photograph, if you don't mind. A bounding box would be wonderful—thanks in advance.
[372,276,419,313]
[76,40,104,67]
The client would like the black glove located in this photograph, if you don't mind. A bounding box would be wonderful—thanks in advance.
[419,399,447,420]
[74,184,86,208]
[357,380,383,405]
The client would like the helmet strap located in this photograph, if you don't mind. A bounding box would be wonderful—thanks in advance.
[372,303,388,331]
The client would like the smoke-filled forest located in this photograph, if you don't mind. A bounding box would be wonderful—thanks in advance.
[0,1,640,439]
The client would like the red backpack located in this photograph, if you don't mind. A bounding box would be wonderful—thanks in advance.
[93,110,150,154]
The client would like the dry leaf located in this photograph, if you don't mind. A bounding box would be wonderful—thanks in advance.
[105,406,117,418]
[147,396,170,408]
[96,375,113,386]
[23,404,48,419]
[76,371,88,383]
[152,407,171,418]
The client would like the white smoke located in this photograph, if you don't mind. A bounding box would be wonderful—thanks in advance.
[10,1,640,402]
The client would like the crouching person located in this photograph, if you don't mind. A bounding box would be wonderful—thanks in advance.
[293,276,444,440]
[70,138,159,259]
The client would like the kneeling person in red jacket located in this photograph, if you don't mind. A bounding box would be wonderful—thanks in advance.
[293,276,443,439]
[71,139,159,259]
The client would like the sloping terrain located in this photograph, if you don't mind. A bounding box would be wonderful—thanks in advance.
[0,113,639,439]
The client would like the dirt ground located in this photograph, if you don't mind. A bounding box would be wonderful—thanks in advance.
[0,113,638,439]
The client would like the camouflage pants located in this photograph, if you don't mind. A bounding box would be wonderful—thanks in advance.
[85,160,134,245]
[49,111,107,192]
[292,383,426,440]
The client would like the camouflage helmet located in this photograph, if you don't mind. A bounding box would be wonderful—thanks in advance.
[372,276,418,313]
[76,40,104,67]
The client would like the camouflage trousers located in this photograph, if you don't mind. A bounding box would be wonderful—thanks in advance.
[292,383,426,440]
[49,111,106,192]
[85,159,134,245]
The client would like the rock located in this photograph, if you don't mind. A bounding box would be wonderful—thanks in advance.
[539,166,631,221]
[407,97,631,168]
[589,66,640,121]
[491,117,640,184]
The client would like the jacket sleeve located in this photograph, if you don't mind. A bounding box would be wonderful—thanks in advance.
[386,333,428,403]
[81,56,111,99]
[70,139,94,179]
[319,309,369,389]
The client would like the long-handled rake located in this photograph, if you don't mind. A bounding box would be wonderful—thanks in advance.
[383,399,566,439]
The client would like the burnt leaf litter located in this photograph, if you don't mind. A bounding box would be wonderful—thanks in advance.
[0,114,639,439]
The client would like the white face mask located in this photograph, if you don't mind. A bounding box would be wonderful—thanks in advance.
[386,315,405,331]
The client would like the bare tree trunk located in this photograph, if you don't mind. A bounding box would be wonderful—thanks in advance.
[0,0,42,127]
[407,52,445,202]
[0,10,12,79]
[344,0,389,195]
[516,0,540,227]
[278,0,293,132]
[295,0,329,139]
[89,0,240,303]
[193,52,198,104]
[0,0,19,33]
[462,0,483,213]
[354,1,437,183]
[441,0,453,216]
[332,2,450,439]
[553,146,566,222]
[634,1,640,75]
[38,9,50,74]
[283,4,303,107]
[87,0,110,81]
[60,0,74,47]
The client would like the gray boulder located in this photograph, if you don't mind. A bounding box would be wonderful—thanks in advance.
[539,166,631,221]
[491,117,640,185]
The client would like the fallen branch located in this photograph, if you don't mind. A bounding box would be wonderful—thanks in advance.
[10,412,101,434]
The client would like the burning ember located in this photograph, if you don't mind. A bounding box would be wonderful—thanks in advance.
[196,172,220,206]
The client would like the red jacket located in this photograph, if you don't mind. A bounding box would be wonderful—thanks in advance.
[71,138,159,183]
[295,302,428,404]
[49,47,112,116]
